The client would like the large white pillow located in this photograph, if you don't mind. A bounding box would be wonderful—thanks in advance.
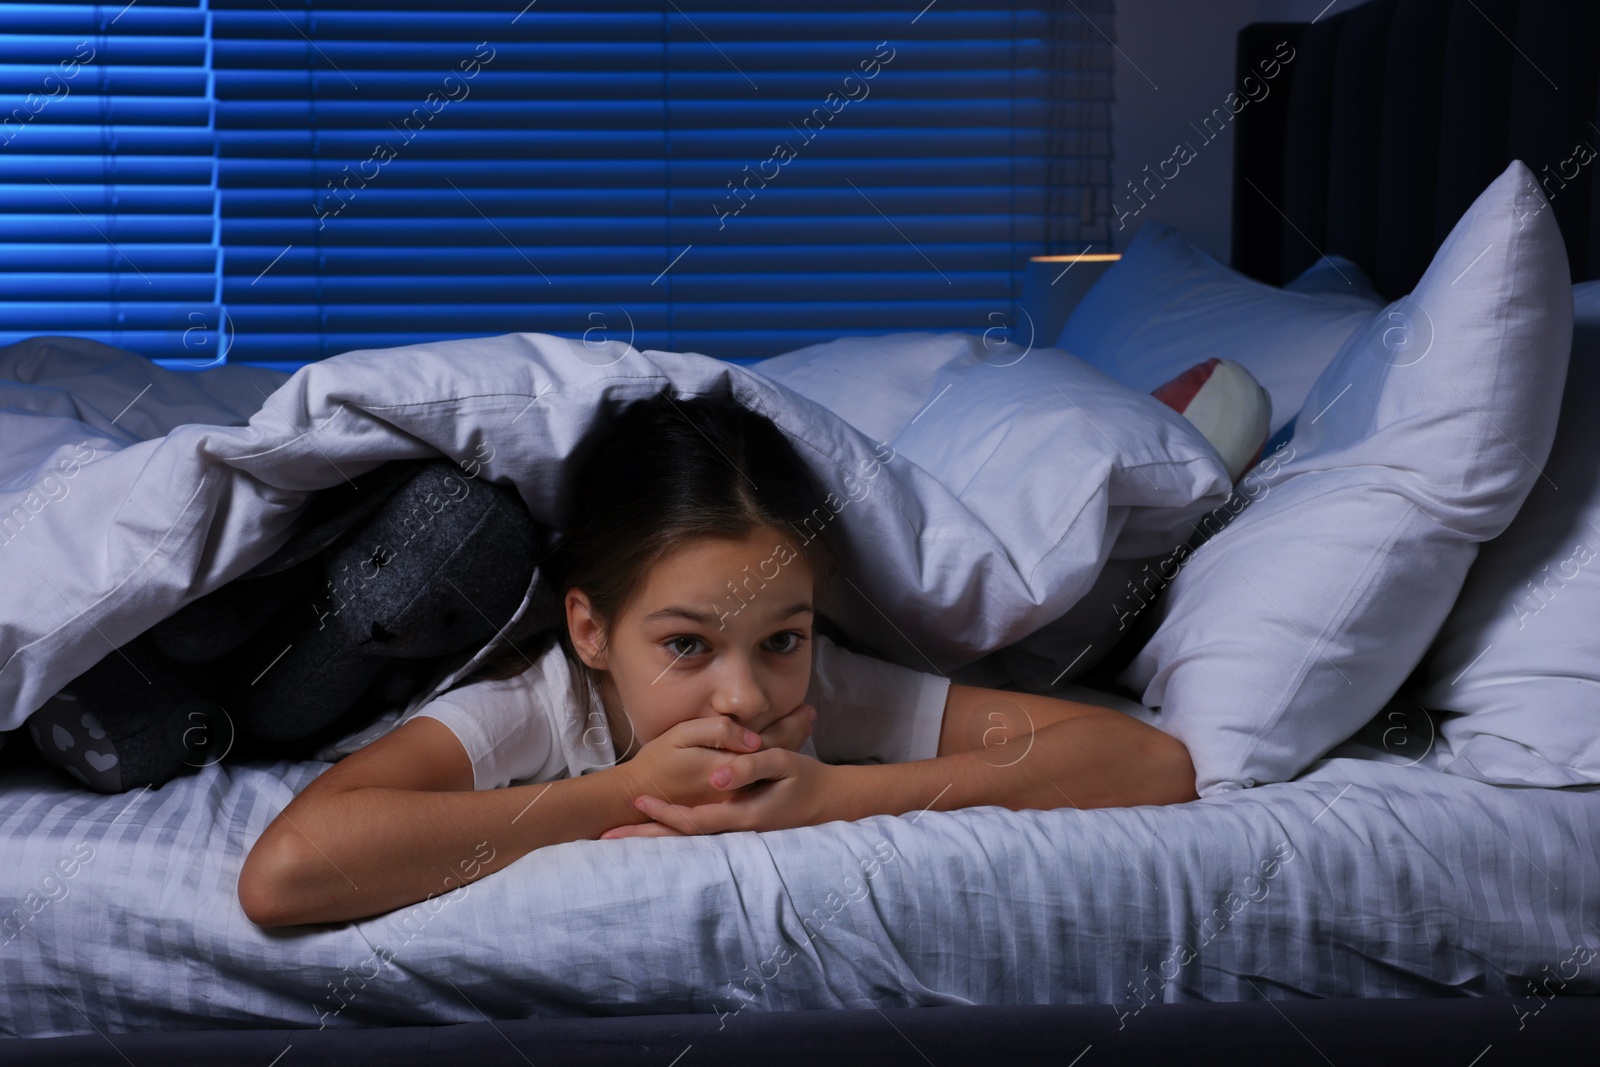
[1117,160,1574,796]
[1060,223,1383,434]
[1413,281,1599,786]
[753,331,1235,665]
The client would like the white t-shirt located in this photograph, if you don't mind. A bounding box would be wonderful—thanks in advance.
[401,633,952,791]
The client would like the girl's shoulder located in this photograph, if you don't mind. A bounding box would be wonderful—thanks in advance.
[405,636,597,790]
[804,620,952,766]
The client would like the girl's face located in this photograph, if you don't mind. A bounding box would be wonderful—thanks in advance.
[565,526,816,760]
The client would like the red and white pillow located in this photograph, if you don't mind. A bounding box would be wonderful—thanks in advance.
[1151,357,1271,484]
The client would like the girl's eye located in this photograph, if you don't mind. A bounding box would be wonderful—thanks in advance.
[663,632,808,659]
[667,636,706,658]
[766,631,807,655]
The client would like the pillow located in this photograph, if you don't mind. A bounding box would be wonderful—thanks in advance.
[1116,160,1574,797]
[981,357,1270,693]
[1411,280,1598,786]
[751,331,1236,666]
[1283,254,1384,302]
[1059,223,1383,435]
[1266,257,1385,458]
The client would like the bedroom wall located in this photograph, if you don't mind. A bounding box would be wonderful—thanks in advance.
[1109,0,1344,263]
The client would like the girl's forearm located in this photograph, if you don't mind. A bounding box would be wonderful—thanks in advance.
[824,713,1197,823]
[243,767,650,927]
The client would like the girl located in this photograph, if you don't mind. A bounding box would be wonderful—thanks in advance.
[238,391,1197,928]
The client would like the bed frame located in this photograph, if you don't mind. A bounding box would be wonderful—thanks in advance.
[1232,0,1600,294]
[5,0,1598,1062]
[6,998,1597,1065]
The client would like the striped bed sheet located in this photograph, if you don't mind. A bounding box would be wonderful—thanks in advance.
[1,745,1595,1039]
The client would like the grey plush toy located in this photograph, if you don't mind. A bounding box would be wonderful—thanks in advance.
[25,458,551,793]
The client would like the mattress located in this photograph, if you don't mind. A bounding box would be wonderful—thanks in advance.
[2,729,1595,1039]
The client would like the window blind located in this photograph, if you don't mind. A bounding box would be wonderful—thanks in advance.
[0,1,226,366]
[6,0,1114,365]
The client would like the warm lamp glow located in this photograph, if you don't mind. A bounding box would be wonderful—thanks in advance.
[1028,253,1122,262]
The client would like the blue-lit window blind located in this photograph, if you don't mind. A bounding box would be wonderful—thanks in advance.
[4,0,1113,365]
[0,2,225,363]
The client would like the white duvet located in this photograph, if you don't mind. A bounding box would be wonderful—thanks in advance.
[0,330,1232,734]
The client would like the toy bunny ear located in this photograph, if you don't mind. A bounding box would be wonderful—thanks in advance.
[1151,358,1271,483]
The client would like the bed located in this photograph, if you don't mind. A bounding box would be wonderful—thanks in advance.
[3,0,1599,1062]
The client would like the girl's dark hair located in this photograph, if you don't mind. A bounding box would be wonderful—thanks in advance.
[465,390,849,722]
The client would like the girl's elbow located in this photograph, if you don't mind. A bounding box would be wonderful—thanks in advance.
[238,833,309,927]
[1148,730,1199,806]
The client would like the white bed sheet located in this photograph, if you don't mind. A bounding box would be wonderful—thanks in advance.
[0,741,1594,1038]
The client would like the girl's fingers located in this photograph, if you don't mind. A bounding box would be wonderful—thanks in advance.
[636,794,740,835]
[603,821,685,839]
[676,715,763,752]
[711,749,788,791]
[633,794,697,833]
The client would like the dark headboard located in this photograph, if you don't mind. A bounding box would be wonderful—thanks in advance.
[1231,0,1600,298]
